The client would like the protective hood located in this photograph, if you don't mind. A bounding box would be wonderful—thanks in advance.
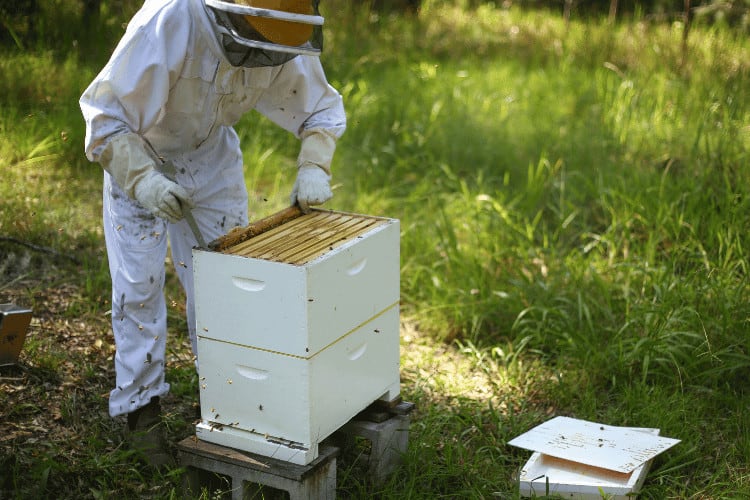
[205,0,324,67]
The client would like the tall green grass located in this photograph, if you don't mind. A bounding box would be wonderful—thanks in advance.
[328,3,750,377]
[2,1,750,497]
[328,4,750,495]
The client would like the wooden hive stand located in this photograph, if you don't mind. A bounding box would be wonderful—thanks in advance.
[176,437,339,500]
[177,400,414,497]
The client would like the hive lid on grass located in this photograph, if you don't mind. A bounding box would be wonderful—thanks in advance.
[508,416,680,474]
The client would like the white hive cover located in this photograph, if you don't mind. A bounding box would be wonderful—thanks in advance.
[508,416,681,473]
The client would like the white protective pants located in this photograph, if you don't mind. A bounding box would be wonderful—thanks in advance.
[102,131,247,417]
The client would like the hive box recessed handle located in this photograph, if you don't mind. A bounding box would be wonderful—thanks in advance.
[237,365,270,380]
[232,277,266,292]
[346,258,367,276]
[348,343,367,361]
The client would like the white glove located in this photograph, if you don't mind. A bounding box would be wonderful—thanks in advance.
[99,132,192,223]
[291,129,337,213]
[290,165,332,213]
[134,169,192,223]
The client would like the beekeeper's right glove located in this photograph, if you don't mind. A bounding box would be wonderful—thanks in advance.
[99,133,192,223]
[133,169,192,223]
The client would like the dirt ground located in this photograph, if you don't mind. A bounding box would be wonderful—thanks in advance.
[0,250,200,496]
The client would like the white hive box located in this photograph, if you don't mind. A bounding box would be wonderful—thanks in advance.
[518,447,655,499]
[193,208,401,465]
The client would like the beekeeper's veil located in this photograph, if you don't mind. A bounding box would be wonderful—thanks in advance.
[205,0,324,67]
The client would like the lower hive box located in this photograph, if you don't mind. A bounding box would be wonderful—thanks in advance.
[193,208,401,465]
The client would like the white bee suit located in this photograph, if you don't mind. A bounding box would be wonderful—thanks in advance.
[80,0,345,417]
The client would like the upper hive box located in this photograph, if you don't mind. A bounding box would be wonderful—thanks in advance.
[193,208,400,357]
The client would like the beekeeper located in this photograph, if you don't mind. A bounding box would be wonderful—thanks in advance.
[79,0,345,467]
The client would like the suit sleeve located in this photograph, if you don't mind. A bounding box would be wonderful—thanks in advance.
[79,4,191,163]
[254,55,346,141]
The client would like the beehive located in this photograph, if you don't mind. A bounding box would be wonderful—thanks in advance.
[193,208,401,465]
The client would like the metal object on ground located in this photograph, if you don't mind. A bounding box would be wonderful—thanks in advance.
[193,208,401,465]
[0,303,32,366]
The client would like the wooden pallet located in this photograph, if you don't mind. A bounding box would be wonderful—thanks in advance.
[177,437,338,500]
[178,401,415,496]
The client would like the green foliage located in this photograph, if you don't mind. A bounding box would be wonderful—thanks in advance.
[2,1,750,498]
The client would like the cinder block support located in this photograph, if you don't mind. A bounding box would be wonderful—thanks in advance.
[176,437,338,500]
[339,401,414,484]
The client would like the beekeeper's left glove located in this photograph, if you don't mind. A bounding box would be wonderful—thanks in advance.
[290,128,337,213]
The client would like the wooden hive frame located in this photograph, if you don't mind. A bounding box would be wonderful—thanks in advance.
[212,207,390,265]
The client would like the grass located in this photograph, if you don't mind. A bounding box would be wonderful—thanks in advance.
[2,0,750,498]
